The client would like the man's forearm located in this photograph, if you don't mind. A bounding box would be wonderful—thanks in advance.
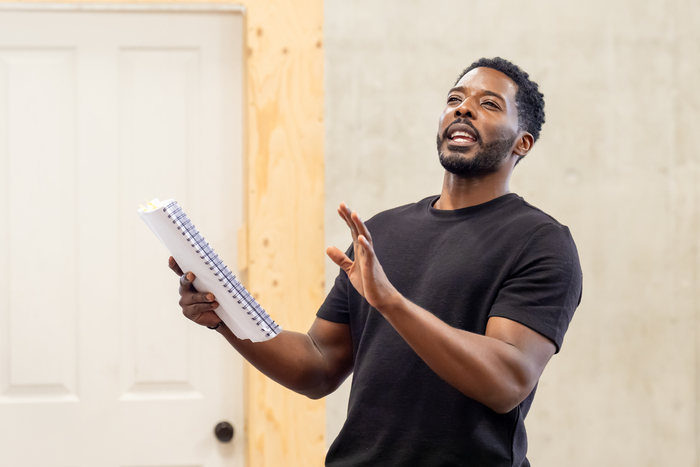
[377,294,544,413]
[214,326,329,398]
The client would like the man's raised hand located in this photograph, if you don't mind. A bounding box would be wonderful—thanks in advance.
[325,203,402,311]
[168,256,222,328]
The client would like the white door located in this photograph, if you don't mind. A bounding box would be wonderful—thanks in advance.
[0,6,246,466]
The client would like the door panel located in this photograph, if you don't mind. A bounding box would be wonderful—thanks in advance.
[1,49,78,402]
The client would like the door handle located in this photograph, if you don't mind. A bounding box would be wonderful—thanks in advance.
[214,421,234,442]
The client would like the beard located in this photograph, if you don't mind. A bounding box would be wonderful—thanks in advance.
[437,129,517,178]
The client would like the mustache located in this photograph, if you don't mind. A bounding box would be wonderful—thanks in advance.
[441,119,481,142]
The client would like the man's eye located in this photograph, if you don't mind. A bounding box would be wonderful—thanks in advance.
[448,96,460,103]
[483,101,499,109]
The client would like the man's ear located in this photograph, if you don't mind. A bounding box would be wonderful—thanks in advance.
[513,132,534,158]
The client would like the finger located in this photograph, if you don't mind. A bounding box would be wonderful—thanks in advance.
[326,246,355,272]
[357,235,377,268]
[343,204,368,241]
[339,202,358,227]
[351,211,372,243]
[338,212,357,242]
[169,256,184,276]
[182,300,219,317]
[357,235,374,255]
[338,203,358,239]
[338,204,355,231]
[179,272,198,293]
[179,291,217,305]
[340,201,353,217]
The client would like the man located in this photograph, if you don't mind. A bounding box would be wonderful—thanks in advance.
[171,57,583,466]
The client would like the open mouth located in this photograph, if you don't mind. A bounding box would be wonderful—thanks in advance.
[446,123,479,146]
[450,131,477,144]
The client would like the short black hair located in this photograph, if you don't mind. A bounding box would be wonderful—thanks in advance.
[456,57,545,142]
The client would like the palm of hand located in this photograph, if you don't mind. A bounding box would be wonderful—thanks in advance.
[345,233,371,301]
[326,203,399,310]
[345,250,365,297]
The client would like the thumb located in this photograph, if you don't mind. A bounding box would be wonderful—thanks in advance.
[326,246,354,273]
[169,256,184,276]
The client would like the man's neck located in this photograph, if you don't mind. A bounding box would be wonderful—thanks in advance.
[434,170,512,210]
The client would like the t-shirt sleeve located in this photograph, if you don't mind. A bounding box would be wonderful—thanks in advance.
[317,269,351,324]
[488,223,583,353]
[317,245,354,324]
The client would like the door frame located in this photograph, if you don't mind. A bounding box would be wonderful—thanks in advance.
[0,2,326,467]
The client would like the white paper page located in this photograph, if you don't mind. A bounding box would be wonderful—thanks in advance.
[137,198,281,342]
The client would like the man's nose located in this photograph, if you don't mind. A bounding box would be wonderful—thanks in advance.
[455,98,475,119]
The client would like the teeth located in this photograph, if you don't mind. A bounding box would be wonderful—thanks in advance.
[451,131,475,140]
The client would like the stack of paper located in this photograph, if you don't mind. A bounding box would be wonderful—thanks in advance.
[138,198,281,342]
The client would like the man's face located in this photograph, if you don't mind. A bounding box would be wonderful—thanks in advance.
[437,67,522,177]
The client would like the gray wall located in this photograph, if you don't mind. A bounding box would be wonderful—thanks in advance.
[324,0,700,465]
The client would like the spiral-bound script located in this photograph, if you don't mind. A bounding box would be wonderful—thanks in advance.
[138,198,281,342]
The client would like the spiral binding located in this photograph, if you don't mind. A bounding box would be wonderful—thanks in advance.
[163,201,281,338]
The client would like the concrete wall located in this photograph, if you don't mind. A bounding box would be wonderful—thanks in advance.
[323,1,700,465]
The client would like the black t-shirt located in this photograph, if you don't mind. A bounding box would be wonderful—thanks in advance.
[317,193,583,467]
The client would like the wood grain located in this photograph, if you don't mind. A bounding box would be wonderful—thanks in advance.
[243,1,326,466]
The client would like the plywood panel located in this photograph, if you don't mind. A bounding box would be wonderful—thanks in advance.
[241,1,325,466]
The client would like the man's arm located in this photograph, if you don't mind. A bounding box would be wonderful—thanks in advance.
[326,203,556,414]
[374,298,554,414]
[170,258,354,400]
